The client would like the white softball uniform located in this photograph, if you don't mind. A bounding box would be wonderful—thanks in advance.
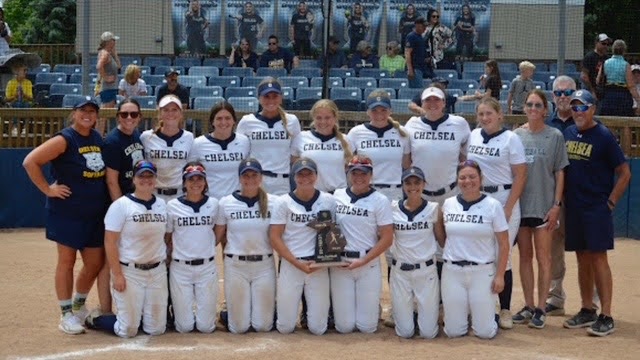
[390,199,440,338]
[104,194,168,338]
[291,130,354,193]
[441,194,508,339]
[270,190,336,335]
[332,188,393,334]
[141,129,194,202]
[467,128,526,270]
[188,133,251,199]
[166,196,219,333]
[217,192,278,334]
[347,123,410,201]
[236,113,301,195]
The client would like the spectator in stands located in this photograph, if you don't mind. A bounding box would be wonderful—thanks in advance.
[581,33,611,102]
[349,40,379,75]
[0,7,12,55]
[425,8,454,70]
[259,35,296,72]
[5,64,33,136]
[345,2,370,54]
[379,41,405,77]
[96,31,122,134]
[453,4,475,61]
[597,40,640,117]
[156,69,189,109]
[632,65,640,115]
[228,37,259,72]
[318,35,348,70]
[408,78,456,115]
[184,0,209,55]
[118,64,148,99]
[405,17,431,88]
[398,4,420,54]
[507,61,536,115]
[460,59,501,101]
[289,1,315,57]
[232,1,265,51]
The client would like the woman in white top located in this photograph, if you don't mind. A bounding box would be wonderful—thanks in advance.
[189,101,251,199]
[236,77,301,195]
[140,95,194,203]
[466,97,527,329]
[217,158,278,334]
[332,155,394,334]
[439,160,509,339]
[118,64,148,99]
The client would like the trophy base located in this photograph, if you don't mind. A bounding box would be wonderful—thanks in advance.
[310,261,349,268]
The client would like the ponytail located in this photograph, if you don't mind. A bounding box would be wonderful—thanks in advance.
[334,125,354,163]
[277,106,292,138]
[388,116,408,137]
[258,186,269,218]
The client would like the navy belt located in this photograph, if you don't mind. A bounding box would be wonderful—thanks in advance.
[120,261,162,270]
[174,256,214,265]
[297,255,315,261]
[445,260,494,267]
[392,259,434,271]
[262,171,289,178]
[340,249,371,258]
[226,254,273,262]
[157,188,178,196]
[423,182,456,197]
[482,184,512,193]
[373,184,402,189]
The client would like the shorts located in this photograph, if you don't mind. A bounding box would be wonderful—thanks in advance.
[565,205,613,252]
[100,88,118,104]
[520,217,546,228]
[46,210,105,250]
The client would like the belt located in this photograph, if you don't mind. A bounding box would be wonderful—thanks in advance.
[392,259,434,271]
[173,256,214,266]
[226,254,273,262]
[119,261,162,270]
[423,182,456,197]
[340,249,371,258]
[373,184,402,189]
[482,184,512,193]
[157,188,178,196]
[297,255,315,261]
[444,260,494,267]
[262,171,289,178]
[605,83,627,88]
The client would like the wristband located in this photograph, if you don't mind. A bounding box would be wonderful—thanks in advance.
[607,199,615,207]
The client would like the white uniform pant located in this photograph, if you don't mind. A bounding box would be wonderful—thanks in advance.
[276,259,330,335]
[390,260,440,338]
[169,260,218,333]
[262,176,290,195]
[224,255,276,334]
[424,186,460,261]
[441,262,497,339]
[487,189,520,271]
[374,186,402,264]
[330,258,382,333]
[112,263,168,338]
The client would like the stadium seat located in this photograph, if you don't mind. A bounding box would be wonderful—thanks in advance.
[137,66,152,76]
[53,64,82,75]
[193,96,225,110]
[188,66,220,77]
[398,87,422,100]
[29,63,51,74]
[62,94,87,108]
[501,72,519,82]
[449,79,479,91]
[143,75,166,87]
[132,96,158,109]
[296,87,323,100]
[36,72,67,85]
[463,62,485,72]
[394,70,408,78]
[241,76,266,87]
[501,80,511,90]
[533,81,546,90]
[291,67,321,78]
[390,99,412,114]
[500,100,509,113]
[298,59,319,68]
[500,90,509,101]
[143,56,172,68]
[330,87,362,100]
[498,62,518,73]
[462,71,484,80]
[222,67,254,78]
[256,67,287,78]
[532,62,549,72]
[295,98,318,110]
[345,77,377,89]
[228,96,259,113]
[225,87,257,99]
[174,57,202,68]
[534,71,556,83]
[455,101,477,114]
[280,76,309,88]
[379,78,409,89]
[330,68,356,78]
[202,58,229,68]
[208,76,241,88]
[119,55,143,68]
[549,62,577,73]
[154,65,184,76]
[359,68,392,79]
[50,83,82,95]
[364,88,396,99]
[434,69,458,81]
[190,86,224,98]
[179,75,207,88]
[281,86,295,102]
[310,77,342,88]
[447,89,464,98]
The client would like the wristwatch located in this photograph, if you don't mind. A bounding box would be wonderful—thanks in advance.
[553,200,562,207]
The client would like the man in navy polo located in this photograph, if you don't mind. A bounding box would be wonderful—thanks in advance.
[404,17,431,88]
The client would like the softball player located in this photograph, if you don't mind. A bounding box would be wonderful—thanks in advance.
[331,155,394,334]
[188,102,251,199]
[390,167,445,338]
[269,158,336,335]
[217,158,278,334]
[236,77,301,195]
[166,162,220,333]
[88,160,168,338]
[440,160,509,339]
[291,99,353,193]
[140,94,194,203]
[466,97,527,329]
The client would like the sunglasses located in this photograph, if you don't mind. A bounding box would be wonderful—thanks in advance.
[525,102,544,109]
[553,89,575,97]
[118,111,141,119]
[431,15,439,18]
[571,104,591,112]
[184,165,205,174]
[387,46,394,50]
[459,159,480,168]
[269,42,277,45]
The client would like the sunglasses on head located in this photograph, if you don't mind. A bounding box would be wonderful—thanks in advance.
[553,89,575,97]
[459,159,479,168]
[118,111,141,119]
[571,104,591,112]
[183,164,205,175]
[525,102,544,109]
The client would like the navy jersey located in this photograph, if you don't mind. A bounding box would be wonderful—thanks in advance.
[239,13,264,39]
[405,30,427,72]
[291,12,313,40]
[103,128,144,195]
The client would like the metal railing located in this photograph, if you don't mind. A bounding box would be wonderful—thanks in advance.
[16,44,78,66]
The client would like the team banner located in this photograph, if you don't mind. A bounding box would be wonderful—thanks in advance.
[172,0,221,57]
[333,1,384,54]
[225,0,276,54]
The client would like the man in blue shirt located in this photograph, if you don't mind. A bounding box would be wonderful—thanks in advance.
[318,35,348,70]
[259,35,295,72]
[404,17,431,88]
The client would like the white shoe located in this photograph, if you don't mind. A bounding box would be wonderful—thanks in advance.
[499,309,513,330]
[59,312,85,335]
[73,305,90,323]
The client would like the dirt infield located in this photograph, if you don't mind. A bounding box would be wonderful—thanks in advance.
[1,229,639,360]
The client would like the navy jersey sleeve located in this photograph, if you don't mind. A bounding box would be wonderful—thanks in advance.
[102,134,123,171]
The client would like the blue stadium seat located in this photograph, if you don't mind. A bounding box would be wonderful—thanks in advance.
[241,76,266,87]
[310,77,342,88]
[69,73,99,85]
[298,59,319,68]
[462,71,484,80]
[447,89,464,98]
[379,78,410,89]
[394,70,408,78]
[143,75,166,87]
[364,88,396,99]
[390,99,412,114]
[193,96,225,110]
[190,86,224,98]
[330,68,356,79]
[295,98,318,110]
[225,87,257,99]
[501,80,511,90]
[29,63,51,74]
[154,65,184,76]
[291,67,321,78]
[202,58,229,68]
[256,67,287,78]
[228,96,259,113]
[450,79,479,91]
[36,72,67,84]
[208,76,241,88]
[179,75,207,88]
[434,69,458,81]
[54,64,82,75]
[296,87,323,100]
[454,101,477,114]
[330,87,363,101]
[132,96,158,109]
[500,90,509,101]
[532,62,549,72]
[281,86,294,101]
[398,87,422,100]
[280,76,309,88]
[500,100,509,113]
[174,57,202,68]
[534,71,556,83]
[62,94,87,108]
[50,83,83,95]
[501,72,519,82]
[463,62,485,72]
[143,56,172,68]
[498,62,518,73]
[345,77,377,89]
[188,66,220,77]
[533,81,546,90]
[359,68,392,79]
[549,62,577,73]
[222,67,254,78]
[137,66,152,76]
[119,55,143,68]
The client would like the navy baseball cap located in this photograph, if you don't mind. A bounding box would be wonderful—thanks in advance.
[570,89,595,106]
[73,96,100,111]
[292,158,318,175]
[238,158,262,175]
[164,68,180,77]
[258,81,282,97]
[183,164,206,180]
[347,156,373,174]
[366,92,391,110]
[401,167,426,182]
[134,160,157,176]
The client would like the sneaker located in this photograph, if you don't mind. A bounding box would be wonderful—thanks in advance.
[512,306,534,324]
[528,308,546,329]
[84,308,102,329]
[544,303,565,316]
[59,312,85,335]
[587,314,615,337]
[73,305,90,323]
[564,308,598,329]
[499,309,513,329]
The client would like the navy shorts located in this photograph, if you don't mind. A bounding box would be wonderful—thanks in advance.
[46,211,104,250]
[565,205,614,252]
[520,217,546,228]
[100,88,118,104]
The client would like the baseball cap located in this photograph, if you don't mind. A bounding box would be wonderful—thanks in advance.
[570,89,595,106]
[347,156,373,174]
[421,87,445,100]
[238,158,263,175]
[100,31,120,42]
[257,81,282,97]
[366,92,391,110]
[158,95,183,109]
[164,68,181,77]
[183,164,206,180]
[631,64,640,73]
[292,158,318,175]
[73,96,100,111]
[134,160,157,177]
[430,77,449,86]
[328,35,340,44]
[401,167,426,182]
[596,33,612,44]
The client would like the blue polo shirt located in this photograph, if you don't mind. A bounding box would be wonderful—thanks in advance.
[405,30,427,72]
[546,111,575,134]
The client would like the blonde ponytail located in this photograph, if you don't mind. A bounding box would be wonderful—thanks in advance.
[388,116,408,137]
[335,127,353,163]
[258,186,269,219]
[277,106,292,138]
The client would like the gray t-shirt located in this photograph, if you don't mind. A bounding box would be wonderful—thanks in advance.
[509,77,535,112]
[514,125,569,219]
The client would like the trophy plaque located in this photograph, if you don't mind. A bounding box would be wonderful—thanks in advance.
[307,210,347,267]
